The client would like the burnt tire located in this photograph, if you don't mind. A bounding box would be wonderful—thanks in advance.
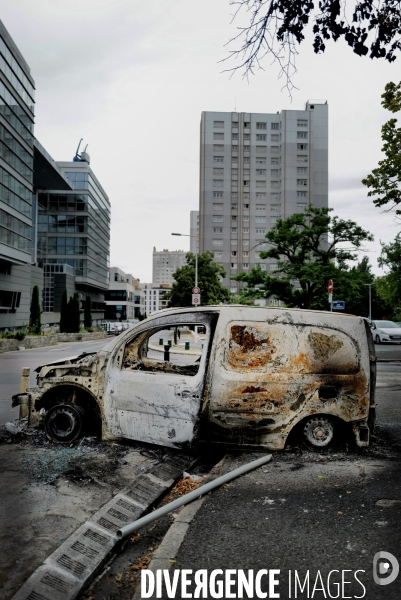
[302,416,335,450]
[45,404,85,443]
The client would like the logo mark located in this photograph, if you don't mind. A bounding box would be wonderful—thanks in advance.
[373,552,399,585]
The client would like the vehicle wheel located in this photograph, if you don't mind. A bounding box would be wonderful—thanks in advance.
[302,416,335,450]
[44,404,85,443]
[375,334,381,344]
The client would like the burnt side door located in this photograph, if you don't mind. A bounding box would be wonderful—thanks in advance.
[103,312,218,449]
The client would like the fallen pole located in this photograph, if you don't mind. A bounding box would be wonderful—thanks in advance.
[117,453,272,539]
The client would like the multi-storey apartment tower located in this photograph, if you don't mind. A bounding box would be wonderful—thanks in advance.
[199,102,328,292]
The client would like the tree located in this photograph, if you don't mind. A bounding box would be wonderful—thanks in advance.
[84,294,92,330]
[29,285,41,334]
[168,251,230,307]
[66,293,81,333]
[59,289,68,333]
[232,206,373,309]
[362,81,401,215]
[225,2,401,93]
[376,232,401,314]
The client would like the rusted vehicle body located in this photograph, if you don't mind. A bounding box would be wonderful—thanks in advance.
[13,306,376,450]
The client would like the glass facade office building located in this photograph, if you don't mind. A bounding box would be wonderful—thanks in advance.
[0,20,40,328]
[36,160,110,316]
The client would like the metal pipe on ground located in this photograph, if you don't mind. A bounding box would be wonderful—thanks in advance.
[117,454,272,539]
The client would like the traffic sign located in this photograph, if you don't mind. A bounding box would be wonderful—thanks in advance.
[332,301,345,310]
[328,279,333,294]
[192,294,201,306]
[192,286,200,294]
[328,293,333,303]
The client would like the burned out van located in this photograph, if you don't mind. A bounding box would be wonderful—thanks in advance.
[13,306,376,451]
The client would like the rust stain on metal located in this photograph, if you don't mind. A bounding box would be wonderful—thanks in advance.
[241,386,267,393]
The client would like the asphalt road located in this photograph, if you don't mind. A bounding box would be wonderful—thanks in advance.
[0,338,110,425]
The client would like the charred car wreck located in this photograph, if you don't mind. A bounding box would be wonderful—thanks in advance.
[12,306,376,450]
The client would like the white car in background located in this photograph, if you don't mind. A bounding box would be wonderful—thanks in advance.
[370,320,401,344]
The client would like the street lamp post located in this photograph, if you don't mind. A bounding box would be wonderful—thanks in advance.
[171,232,198,293]
[363,283,375,321]
[172,232,199,342]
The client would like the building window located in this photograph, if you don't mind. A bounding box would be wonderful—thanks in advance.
[213,215,223,222]
[213,179,224,187]
[271,158,280,165]
[213,156,224,163]
[256,169,266,175]
[270,264,279,271]
[297,179,307,186]
[297,191,307,197]
[244,122,250,128]
[232,155,238,163]
[231,227,237,233]
[256,194,266,200]
[271,146,280,153]
[213,239,223,246]
[214,121,224,128]
[232,133,238,140]
[231,192,238,198]
[243,168,250,175]
[297,167,307,174]
[271,123,280,130]
[271,204,280,211]
[243,227,249,233]
[232,168,238,175]
[213,191,223,198]
[297,202,308,211]
[297,120,308,127]
[260,264,267,271]
[297,143,307,150]
[231,239,237,245]
[231,263,237,268]
[244,145,250,151]
[271,169,281,176]
[213,133,224,140]
[243,203,249,209]
[297,132,307,139]
[214,251,223,258]
[232,145,238,152]
[244,192,250,199]
[213,144,224,151]
[231,203,238,209]
[256,228,266,234]
[244,134,250,140]
[256,122,267,129]
[271,216,278,224]
[232,121,238,127]
[230,286,237,292]
[243,156,250,163]
[256,216,266,222]
[256,204,266,211]
[243,215,249,221]
[256,180,266,187]
[243,263,249,268]
[213,203,223,210]
[243,239,249,245]
[297,155,308,162]
[256,134,266,141]
[243,180,250,186]
[213,168,224,175]
[231,215,237,221]
[243,251,249,257]
[232,180,238,187]
[213,227,223,233]
[256,157,266,165]
[256,146,266,153]
[271,181,280,188]
[231,251,237,257]
[271,134,280,142]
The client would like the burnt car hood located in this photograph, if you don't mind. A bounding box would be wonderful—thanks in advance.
[34,352,97,373]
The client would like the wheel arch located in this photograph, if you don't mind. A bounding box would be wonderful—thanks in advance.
[36,384,102,437]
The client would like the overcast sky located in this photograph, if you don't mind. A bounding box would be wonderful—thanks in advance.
[2,0,400,281]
